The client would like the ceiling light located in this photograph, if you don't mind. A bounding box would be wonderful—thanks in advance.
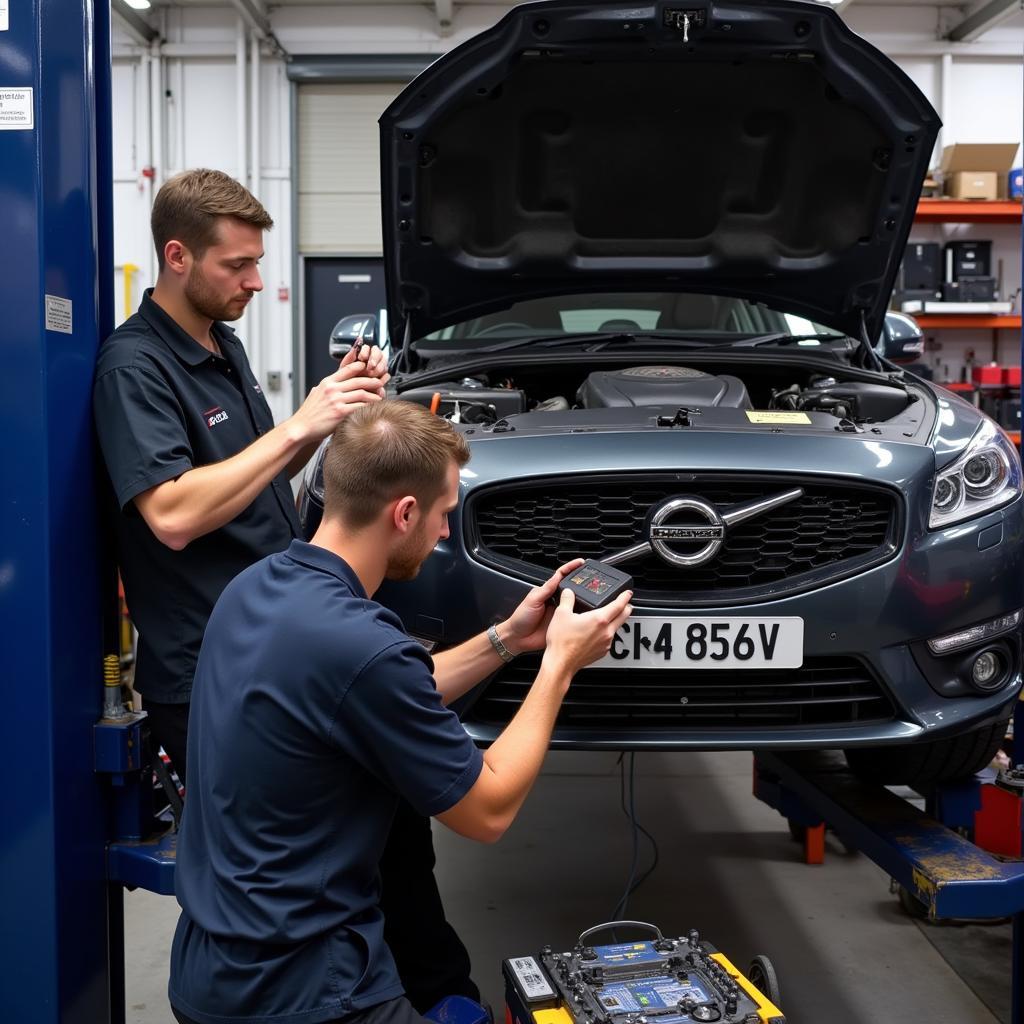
[121,0,152,9]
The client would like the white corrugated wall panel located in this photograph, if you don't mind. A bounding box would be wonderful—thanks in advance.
[297,82,404,253]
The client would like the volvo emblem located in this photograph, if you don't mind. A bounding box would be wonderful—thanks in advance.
[649,497,726,567]
[603,487,805,570]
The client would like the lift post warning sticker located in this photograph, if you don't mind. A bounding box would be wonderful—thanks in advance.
[0,88,33,130]
[746,411,812,425]
[597,977,711,1015]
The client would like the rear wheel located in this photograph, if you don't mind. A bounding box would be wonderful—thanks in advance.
[843,714,1010,789]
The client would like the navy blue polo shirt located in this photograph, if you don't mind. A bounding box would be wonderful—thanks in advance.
[170,540,484,1024]
[93,290,300,703]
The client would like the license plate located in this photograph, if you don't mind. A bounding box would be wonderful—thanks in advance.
[593,617,804,670]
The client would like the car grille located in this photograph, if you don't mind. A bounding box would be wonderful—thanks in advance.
[466,656,894,731]
[466,475,899,605]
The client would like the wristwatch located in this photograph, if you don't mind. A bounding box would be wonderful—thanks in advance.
[487,624,516,663]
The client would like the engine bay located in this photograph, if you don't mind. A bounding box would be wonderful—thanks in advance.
[398,363,916,428]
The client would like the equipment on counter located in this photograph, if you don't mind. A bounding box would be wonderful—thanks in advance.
[504,922,784,1024]
[897,242,942,301]
[942,278,997,303]
[945,240,993,282]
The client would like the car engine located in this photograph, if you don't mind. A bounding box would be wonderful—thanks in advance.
[398,364,912,426]
[576,366,752,410]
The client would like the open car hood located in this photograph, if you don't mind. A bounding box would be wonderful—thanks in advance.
[380,0,939,343]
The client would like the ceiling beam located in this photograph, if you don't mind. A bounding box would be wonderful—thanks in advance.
[434,0,454,37]
[111,0,158,46]
[229,0,289,59]
[229,0,272,39]
[947,0,1022,42]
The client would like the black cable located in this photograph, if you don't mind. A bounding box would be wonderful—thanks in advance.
[611,753,661,921]
[628,754,661,892]
[612,754,640,920]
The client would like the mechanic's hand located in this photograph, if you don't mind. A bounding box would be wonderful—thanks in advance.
[288,360,387,443]
[498,558,585,655]
[341,341,390,388]
[542,588,633,678]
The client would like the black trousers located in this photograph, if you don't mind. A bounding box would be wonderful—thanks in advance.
[148,698,479,1011]
[144,698,190,787]
[173,994,434,1024]
[380,801,480,1012]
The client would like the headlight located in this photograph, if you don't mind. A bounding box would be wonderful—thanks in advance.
[929,419,1022,528]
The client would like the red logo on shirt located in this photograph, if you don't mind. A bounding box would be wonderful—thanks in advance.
[204,406,229,428]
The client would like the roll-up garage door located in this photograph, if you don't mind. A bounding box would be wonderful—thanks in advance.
[297,82,404,254]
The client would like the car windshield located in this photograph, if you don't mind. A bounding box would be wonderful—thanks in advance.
[422,292,844,344]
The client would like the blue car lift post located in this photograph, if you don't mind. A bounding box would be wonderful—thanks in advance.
[0,0,174,1020]
[754,707,1024,1022]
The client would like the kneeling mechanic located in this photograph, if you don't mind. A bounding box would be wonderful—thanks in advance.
[169,399,634,1024]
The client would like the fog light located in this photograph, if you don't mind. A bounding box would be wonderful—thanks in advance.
[928,609,1023,655]
[971,651,1001,689]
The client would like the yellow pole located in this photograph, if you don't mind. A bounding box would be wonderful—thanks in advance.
[123,262,138,321]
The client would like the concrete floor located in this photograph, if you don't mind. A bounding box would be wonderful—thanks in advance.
[125,750,1006,1023]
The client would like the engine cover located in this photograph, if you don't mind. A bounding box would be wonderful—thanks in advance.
[577,366,752,410]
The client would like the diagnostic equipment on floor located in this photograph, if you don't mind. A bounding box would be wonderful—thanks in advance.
[504,922,784,1024]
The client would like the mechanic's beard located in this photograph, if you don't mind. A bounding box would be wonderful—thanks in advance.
[386,526,433,582]
[186,264,246,323]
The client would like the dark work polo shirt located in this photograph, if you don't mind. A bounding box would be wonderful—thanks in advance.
[93,290,300,703]
[169,541,483,1024]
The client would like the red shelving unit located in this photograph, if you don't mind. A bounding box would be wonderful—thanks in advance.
[914,315,1022,331]
[915,199,1023,224]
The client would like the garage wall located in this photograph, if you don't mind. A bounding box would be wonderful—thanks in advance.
[112,8,296,423]
[297,82,405,254]
[110,3,1024,401]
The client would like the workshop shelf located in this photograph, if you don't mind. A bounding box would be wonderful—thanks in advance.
[914,315,1021,330]
[915,199,1023,224]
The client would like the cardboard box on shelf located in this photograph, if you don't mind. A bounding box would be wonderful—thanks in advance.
[939,143,1021,200]
[949,172,998,200]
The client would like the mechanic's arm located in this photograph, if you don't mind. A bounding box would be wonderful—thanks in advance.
[136,351,387,550]
[431,558,585,705]
[436,588,632,843]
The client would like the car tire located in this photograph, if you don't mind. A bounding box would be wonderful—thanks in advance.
[843,713,1010,789]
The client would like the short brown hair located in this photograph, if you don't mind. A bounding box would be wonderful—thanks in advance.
[151,168,273,270]
[322,401,471,529]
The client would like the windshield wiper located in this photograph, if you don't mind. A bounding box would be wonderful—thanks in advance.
[731,323,883,371]
[729,333,849,348]
[465,332,720,353]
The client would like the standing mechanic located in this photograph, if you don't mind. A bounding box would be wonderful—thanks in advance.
[169,400,634,1024]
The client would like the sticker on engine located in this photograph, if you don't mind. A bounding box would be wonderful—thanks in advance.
[508,957,554,999]
[746,411,812,424]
